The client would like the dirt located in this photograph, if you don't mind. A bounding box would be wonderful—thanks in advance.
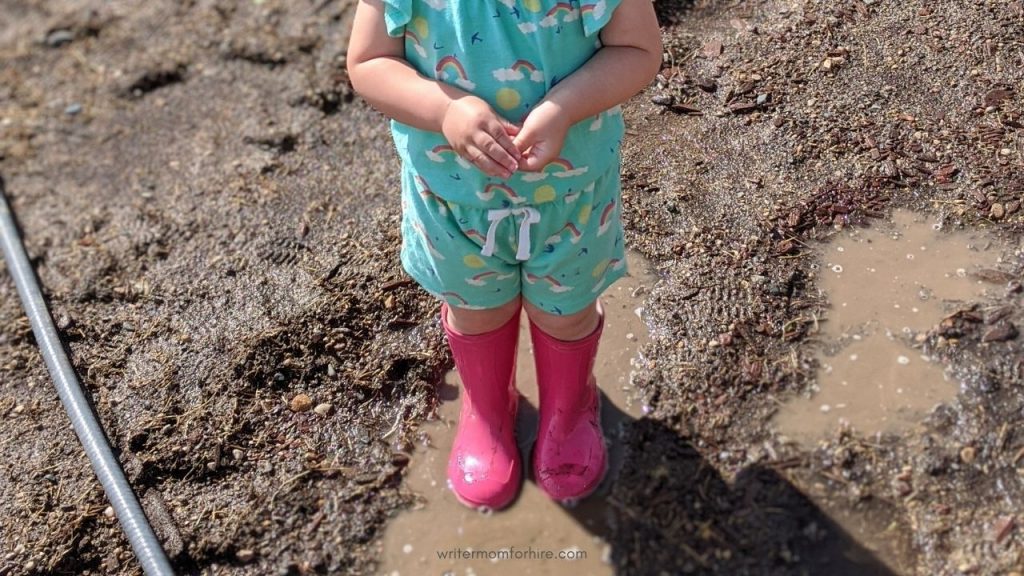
[0,0,1022,575]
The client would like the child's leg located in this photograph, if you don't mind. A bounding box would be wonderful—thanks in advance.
[524,298,607,502]
[440,297,523,509]
[398,168,530,509]
[522,299,600,341]
[395,165,532,506]
[517,165,626,502]
[444,296,521,335]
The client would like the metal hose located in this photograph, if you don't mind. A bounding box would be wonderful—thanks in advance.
[0,178,175,576]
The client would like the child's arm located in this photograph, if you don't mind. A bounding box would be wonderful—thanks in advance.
[347,0,521,179]
[514,0,662,171]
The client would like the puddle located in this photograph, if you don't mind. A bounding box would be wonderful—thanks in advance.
[378,253,654,576]
[775,210,1005,444]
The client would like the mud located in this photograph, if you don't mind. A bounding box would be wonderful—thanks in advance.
[379,253,651,576]
[775,210,1008,444]
[1,0,1023,575]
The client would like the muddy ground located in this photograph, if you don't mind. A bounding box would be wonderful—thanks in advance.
[0,0,1022,574]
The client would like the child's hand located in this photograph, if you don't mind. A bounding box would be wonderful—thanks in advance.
[513,101,572,172]
[441,96,522,179]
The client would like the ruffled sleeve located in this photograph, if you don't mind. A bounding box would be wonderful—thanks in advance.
[382,0,412,37]
[580,0,624,37]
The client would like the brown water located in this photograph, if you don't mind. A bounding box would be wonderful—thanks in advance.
[775,210,1004,444]
[378,253,653,576]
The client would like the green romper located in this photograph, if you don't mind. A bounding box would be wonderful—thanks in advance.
[384,0,627,315]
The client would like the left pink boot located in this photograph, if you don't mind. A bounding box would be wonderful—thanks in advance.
[441,303,522,510]
[530,309,607,503]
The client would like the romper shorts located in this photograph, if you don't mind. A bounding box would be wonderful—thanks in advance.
[400,161,628,316]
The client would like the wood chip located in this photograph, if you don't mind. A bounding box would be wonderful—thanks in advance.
[982,322,1019,343]
[729,101,759,114]
[984,88,1013,108]
[994,515,1017,544]
[670,102,704,115]
[971,269,1015,284]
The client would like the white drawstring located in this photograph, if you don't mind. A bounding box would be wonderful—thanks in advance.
[480,206,541,261]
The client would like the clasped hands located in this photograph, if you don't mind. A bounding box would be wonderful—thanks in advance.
[440,95,571,180]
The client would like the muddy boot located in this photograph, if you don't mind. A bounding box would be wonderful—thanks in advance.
[441,303,522,509]
[530,306,607,503]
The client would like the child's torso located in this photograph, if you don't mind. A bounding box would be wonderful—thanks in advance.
[390,0,625,208]
[402,1,600,122]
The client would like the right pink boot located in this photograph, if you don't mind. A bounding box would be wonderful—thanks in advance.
[441,303,522,509]
[530,310,607,503]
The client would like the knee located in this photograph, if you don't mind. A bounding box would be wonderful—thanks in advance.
[525,299,601,341]
[445,296,521,335]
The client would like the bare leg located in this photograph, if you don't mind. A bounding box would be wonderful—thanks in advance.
[522,299,601,341]
[445,295,522,335]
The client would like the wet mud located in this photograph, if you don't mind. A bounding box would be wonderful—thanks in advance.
[775,210,1008,444]
[1,0,1023,575]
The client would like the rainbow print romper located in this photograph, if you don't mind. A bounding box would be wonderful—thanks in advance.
[385,0,628,315]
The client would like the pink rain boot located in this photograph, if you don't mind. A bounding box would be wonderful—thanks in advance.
[441,302,522,509]
[530,305,607,502]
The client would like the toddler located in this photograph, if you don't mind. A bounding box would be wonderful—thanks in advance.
[347,0,661,509]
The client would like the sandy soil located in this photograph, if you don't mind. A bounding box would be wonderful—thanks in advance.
[0,0,1022,574]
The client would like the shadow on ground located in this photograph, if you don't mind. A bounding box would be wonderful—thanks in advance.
[564,391,901,576]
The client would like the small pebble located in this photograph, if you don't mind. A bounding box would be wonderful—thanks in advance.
[104,506,115,518]
[64,103,83,116]
[45,29,73,47]
[236,549,255,563]
[650,94,674,107]
[313,403,333,416]
[289,394,313,412]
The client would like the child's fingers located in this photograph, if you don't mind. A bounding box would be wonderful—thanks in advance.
[476,132,519,173]
[491,127,522,164]
[519,153,546,172]
[465,144,512,179]
[519,141,555,171]
[511,130,531,154]
[497,119,522,144]
[512,125,545,163]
